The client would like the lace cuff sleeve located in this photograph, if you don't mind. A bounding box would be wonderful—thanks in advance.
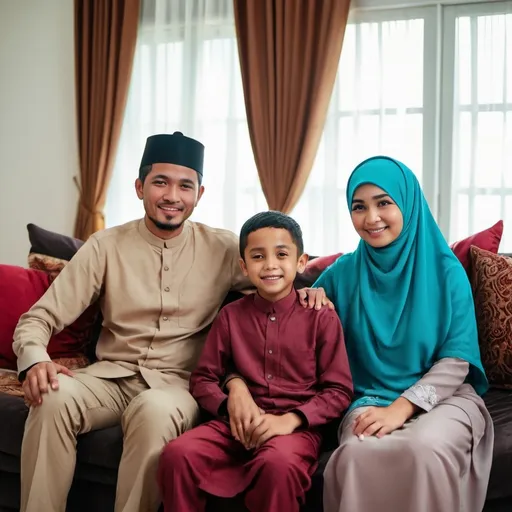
[401,358,469,412]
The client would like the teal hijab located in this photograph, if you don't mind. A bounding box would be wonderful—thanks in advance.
[314,156,488,410]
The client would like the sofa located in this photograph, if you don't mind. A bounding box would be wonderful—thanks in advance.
[0,222,511,512]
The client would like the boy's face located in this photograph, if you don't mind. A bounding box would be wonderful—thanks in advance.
[240,227,308,302]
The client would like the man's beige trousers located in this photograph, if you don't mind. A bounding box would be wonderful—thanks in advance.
[20,373,199,512]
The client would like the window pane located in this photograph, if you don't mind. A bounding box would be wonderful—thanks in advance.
[235,123,265,229]
[473,195,502,235]
[382,19,424,108]
[338,116,357,181]
[477,15,506,105]
[338,192,361,253]
[197,38,232,119]
[451,10,512,245]
[163,42,183,126]
[452,193,469,243]
[338,25,356,111]
[475,112,504,188]
[453,112,472,189]
[356,114,381,162]
[505,112,512,187]
[307,137,327,187]
[293,188,324,254]
[456,17,471,105]
[192,121,227,224]
[503,196,512,252]
[508,15,512,102]
[382,113,423,181]
[359,23,381,110]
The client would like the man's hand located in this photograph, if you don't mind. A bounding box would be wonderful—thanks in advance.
[352,398,418,439]
[226,378,264,447]
[246,412,302,449]
[22,361,74,406]
[297,287,334,310]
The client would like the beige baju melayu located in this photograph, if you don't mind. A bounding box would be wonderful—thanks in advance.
[13,219,247,512]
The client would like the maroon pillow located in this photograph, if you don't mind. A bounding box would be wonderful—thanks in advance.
[450,220,503,274]
[0,265,97,370]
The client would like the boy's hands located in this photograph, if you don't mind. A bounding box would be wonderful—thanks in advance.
[226,378,264,445]
[245,412,302,449]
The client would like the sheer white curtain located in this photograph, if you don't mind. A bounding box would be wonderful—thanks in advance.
[105,0,265,233]
[106,2,432,255]
[292,13,429,255]
[444,3,512,252]
[107,1,512,256]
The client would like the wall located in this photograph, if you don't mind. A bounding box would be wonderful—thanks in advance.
[0,0,78,266]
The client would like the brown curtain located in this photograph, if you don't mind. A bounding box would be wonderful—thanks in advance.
[74,0,141,240]
[234,0,351,213]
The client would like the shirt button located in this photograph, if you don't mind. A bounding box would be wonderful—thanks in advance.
[269,316,276,322]
[163,317,168,321]
[164,266,169,271]
[267,374,273,380]
[268,349,273,354]
[164,286,170,292]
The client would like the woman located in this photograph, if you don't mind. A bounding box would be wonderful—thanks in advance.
[316,156,494,512]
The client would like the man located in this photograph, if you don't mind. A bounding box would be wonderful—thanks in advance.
[13,132,328,512]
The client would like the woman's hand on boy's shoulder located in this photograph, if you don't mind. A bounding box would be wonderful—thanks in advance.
[297,287,334,310]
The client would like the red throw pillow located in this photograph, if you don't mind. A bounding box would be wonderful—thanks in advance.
[450,221,503,274]
[0,265,97,370]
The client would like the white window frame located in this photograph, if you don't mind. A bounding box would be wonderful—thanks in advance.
[439,0,512,239]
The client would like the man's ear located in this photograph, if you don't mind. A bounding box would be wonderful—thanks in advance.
[296,253,309,274]
[239,257,249,277]
[195,185,205,205]
[135,178,144,200]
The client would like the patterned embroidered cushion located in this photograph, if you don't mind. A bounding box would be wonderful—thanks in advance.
[27,223,84,277]
[470,246,512,389]
[0,357,89,399]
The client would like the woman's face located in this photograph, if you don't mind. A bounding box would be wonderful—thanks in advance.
[350,184,403,248]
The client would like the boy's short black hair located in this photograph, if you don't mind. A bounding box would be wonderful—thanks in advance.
[239,211,304,259]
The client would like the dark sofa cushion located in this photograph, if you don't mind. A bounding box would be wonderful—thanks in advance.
[76,425,123,471]
[1,387,512,504]
[484,388,512,500]
[27,223,84,261]
[0,393,28,457]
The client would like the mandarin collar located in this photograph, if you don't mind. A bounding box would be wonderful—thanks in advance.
[253,288,298,314]
[137,218,191,249]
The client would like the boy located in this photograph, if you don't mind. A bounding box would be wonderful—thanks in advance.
[157,211,353,511]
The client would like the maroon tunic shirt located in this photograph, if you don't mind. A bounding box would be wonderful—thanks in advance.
[190,289,353,428]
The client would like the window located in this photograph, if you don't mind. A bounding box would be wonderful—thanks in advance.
[107,0,512,254]
[441,2,512,252]
[105,0,265,233]
[291,11,433,254]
